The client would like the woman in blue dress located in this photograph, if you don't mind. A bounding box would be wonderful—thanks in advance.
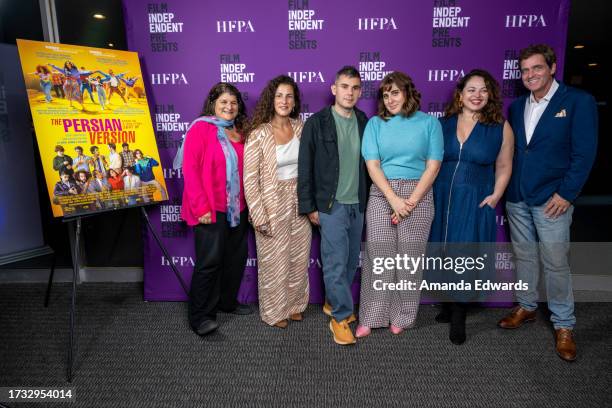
[429,69,514,345]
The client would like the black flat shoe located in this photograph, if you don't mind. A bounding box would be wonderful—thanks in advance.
[196,320,219,336]
[230,304,253,315]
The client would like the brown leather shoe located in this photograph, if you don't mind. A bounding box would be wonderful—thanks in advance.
[555,328,577,362]
[290,313,303,321]
[323,302,356,323]
[498,306,536,329]
[273,319,288,329]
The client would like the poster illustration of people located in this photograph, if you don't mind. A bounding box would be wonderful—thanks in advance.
[16,39,167,218]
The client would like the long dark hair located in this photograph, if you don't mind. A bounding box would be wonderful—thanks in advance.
[246,75,301,137]
[444,69,504,124]
[200,82,248,133]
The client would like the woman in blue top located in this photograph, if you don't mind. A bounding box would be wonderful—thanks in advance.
[133,149,169,201]
[357,72,444,338]
[429,69,514,345]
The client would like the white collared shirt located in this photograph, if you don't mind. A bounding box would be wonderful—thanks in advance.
[109,151,122,169]
[524,79,559,144]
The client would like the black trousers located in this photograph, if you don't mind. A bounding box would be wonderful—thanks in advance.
[189,210,248,330]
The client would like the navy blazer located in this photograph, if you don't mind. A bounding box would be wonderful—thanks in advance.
[506,82,598,206]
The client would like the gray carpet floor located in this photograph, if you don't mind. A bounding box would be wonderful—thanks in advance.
[0,283,610,408]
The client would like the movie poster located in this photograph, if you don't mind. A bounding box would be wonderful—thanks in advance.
[16,39,167,218]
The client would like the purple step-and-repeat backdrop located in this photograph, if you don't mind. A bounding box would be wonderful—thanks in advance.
[122,0,569,302]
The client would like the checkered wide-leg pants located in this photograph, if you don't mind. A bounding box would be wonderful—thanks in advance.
[359,180,434,329]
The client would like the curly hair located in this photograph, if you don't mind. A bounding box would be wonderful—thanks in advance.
[74,170,90,181]
[36,65,50,74]
[377,71,421,120]
[246,75,301,137]
[444,69,504,124]
[200,82,248,133]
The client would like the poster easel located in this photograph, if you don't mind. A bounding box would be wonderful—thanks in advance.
[47,207,188,382]
[16,39,179,382]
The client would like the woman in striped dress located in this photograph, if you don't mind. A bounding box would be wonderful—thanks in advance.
[244,75,311,328]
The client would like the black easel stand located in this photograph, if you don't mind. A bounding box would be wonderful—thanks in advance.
[43,251,57,307]
[42,215,83,382]
[67,216,81,383]
[51,206,189,382]
[140,207,189,294]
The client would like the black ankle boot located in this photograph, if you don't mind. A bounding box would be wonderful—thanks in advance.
[435,303,452,323]
[449,303,466,345]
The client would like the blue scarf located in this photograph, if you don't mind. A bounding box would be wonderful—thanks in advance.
[200,116,241,227]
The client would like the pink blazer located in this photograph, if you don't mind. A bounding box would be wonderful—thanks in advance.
[181,121,246,226]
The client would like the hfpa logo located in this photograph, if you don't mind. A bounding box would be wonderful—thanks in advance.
[287,71,325,83]
[505,15,546,28]
[358,17,397,30]
[151,73,188,85]
[428,69,465,82]
[216,20,255,32]
[162,167,183,179]
[161,256,195,267]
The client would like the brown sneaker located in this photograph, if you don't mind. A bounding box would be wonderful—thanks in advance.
[290,313,303,321]
[323,302,356,323]
[329,318,356,345]
[555,328,577,362]
[323,302,332,316]
[498,306,536,329]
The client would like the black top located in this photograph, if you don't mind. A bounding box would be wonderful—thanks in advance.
[297,105,370,214]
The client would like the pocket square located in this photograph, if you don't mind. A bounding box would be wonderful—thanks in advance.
[555,109,567,117]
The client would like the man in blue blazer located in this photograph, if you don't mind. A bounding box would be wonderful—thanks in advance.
[498,44,597,362]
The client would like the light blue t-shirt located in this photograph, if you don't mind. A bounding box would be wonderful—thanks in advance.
[361,111,444,180]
